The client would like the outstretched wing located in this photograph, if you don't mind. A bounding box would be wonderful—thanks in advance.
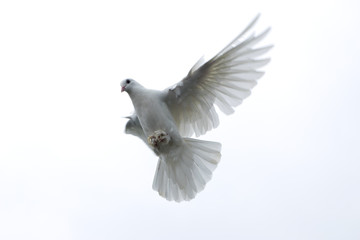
[124,113,147,144]
[163,15,272,137]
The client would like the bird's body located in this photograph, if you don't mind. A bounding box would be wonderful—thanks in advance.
[120,15,272,202]
[126,83,183,155]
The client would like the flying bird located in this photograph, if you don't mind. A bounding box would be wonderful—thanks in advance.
[121,15,272,202]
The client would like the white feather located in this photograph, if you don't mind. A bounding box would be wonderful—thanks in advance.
[152,138,221,202]
[164,15,272,137]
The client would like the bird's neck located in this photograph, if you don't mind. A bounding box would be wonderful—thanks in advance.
[127,84,146,100]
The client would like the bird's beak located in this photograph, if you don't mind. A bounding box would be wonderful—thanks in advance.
[121,86,125,92]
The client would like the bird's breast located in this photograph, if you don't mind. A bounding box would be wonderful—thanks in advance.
[132,96,179,139]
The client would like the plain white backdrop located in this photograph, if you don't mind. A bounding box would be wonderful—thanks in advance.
[1,0,359,239]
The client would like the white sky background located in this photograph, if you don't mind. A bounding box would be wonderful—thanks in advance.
[0,0,359,239]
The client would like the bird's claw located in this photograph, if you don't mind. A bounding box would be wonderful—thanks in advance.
[148,130,170,148]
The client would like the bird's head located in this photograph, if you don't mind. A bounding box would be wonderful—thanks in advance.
[120,78,136,93]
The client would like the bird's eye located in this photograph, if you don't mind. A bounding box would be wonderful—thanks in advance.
[126,79,131,84]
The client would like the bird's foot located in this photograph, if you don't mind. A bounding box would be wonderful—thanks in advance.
[148,130,170,148]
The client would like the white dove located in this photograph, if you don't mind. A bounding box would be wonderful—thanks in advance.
[121,15,272,202]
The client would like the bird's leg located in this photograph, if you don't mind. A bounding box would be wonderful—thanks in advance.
[147,130,170,148]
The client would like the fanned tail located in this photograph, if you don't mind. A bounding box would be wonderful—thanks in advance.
[152,138,221,202]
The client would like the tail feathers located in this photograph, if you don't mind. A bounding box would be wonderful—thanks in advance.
[152,138,221,202]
